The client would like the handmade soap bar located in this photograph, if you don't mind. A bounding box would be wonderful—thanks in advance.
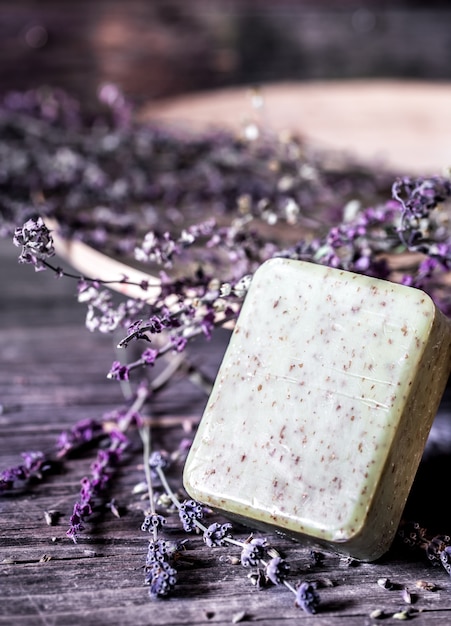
[183,258,451,561]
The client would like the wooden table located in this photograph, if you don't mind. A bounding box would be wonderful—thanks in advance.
[3,227,451,626]
[3,82,451,625]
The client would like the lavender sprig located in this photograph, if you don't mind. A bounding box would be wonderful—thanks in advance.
[140,418,180,598]
[138,357,193,598]
[294,581,321,614]
[67,429,129,542]
[14,173,451,393]
[56,418,104,458]
[0,417,107,493]
[109,303,237,381]
[0,402,143,496]
[66,383,149,542]
[0,451,51,491]
[150,458,320,612]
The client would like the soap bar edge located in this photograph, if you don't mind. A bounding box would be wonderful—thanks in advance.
[183,259,451,561]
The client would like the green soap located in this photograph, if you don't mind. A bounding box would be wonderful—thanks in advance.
[183,258,451,560]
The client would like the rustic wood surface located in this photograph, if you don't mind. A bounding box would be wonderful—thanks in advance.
[3,81,451,623]
[2,231,451,626]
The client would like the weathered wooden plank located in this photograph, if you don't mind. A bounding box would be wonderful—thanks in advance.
[2,549,451,625]
[3,241,451,625]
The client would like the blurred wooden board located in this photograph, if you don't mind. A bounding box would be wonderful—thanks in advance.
[142,80,451,175]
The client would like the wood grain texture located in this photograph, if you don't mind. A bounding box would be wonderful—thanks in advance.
[3,1,451,108]
[2,241,451,626]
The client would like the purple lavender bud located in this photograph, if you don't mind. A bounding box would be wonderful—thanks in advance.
[203,522,232,548]
[295,581,320,614]
[240,537,267,567]
[201,309,216,339]
[147,316,166,333]
[265,556,290,585]
[178,499,204,532]
[170,335,187,353]
[21,450,45,471]
[146,540,166,564]
[440,546,451,575]
[107,361,130,381]
[0,450,50,490]
[56,418,103,456]
[141,348,158,365]
[149,450,170,473]
[0,475,14,491]
[141,514,167,533]
[145,559,178,598]
[13,217,55,270]
[145,538,178,597]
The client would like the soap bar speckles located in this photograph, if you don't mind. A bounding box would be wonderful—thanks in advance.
[183,258,451,560]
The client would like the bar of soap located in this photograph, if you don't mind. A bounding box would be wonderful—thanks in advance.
[183,258,451,560]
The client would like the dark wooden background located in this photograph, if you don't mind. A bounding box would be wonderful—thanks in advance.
[2,0,451,107]
[3,2,451,624]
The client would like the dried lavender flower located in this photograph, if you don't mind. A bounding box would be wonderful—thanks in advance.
[294,581,321,614]
[146,538,171,565]
[107,360,130,381]
[426,535,451,566]
[0,450,53,491]
[149,450,171,474]
[265,556,290,585]
[145,554,178,599]
[67,430,128,542]
[240,538,268,567]
[377,577,395,590]
[141,514,167,533]
[440,546,451,575]
[178,499,204,532]
[415,580,438,591]
[402,588,415,605]
[56,418,104,457]
[13,216,55,270]
[203,522,233,548]
[397,520,429,551]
